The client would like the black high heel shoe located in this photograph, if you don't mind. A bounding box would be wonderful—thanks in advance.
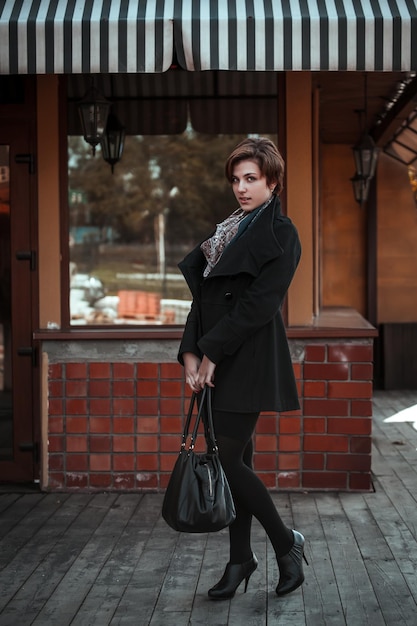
[276,530,308,597]
[208,554,258,600]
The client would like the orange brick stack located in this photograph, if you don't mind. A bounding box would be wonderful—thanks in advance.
[117,290,161,320]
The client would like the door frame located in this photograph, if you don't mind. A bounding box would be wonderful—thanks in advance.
[0,77,40,483]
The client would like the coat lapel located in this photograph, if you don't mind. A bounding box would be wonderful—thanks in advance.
[207,198,284,279]
[178,197,284,295]
[178,246,206,298]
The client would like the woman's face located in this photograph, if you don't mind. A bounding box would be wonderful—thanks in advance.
[231,160,275,213]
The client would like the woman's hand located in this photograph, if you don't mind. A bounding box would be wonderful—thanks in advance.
[196,355,216,389]
[183,352,201,393]
[183,353,216,392]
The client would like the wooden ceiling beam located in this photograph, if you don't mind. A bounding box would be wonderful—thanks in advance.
[372,76,417,146]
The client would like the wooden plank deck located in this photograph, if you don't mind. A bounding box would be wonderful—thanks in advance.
[0,390,417,625]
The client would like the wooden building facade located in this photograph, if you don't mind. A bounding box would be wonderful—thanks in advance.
[1,1,417,492]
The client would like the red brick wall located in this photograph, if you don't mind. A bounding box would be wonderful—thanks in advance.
[296,343,372,491]
[46,340,373,492]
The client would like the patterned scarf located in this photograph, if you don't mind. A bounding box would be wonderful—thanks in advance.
[200,208,246,277]
[200,196,273,277]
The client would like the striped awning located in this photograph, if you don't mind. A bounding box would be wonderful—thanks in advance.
[0,0,174,74]
[1,0,417,75]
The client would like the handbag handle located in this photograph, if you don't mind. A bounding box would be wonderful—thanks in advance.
[181,386,207,451]
[202,386,218,454]
[181,386,218,454]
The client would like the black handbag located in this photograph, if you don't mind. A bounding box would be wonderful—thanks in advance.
[162,386,236,533]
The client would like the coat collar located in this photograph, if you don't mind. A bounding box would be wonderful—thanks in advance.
[207,195,284,279]
[178,196,284,294]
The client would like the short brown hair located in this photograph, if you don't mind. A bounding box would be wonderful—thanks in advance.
[225,137,285,195]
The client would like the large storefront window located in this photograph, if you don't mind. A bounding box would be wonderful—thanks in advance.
[68,132,250,325]
[67,72,279,325]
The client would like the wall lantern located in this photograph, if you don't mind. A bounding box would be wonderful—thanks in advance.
[351,73,380,204]
[352,133,380,180]
[100,113,125,173]
[350,173,370,205]
[77,79,110,156]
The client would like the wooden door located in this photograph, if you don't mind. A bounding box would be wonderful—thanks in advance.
[0,121,38,483]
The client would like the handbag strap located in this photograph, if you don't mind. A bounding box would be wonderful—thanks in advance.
[180,386,219,454]
[181,386,207,451]
[202,387,219,454]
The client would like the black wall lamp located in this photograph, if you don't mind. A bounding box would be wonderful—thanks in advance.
[351,74,380,205]
[350,173,370,205]
[101,112,125,173]
[77,77,111,156]
[352,132,379,181]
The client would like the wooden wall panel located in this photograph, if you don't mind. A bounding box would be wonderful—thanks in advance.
[377,154,417,323]
[321,145,366,315]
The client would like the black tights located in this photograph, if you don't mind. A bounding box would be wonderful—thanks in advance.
[213,410,294,564]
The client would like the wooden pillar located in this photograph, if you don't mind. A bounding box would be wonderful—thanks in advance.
[285,72,314,326]
[37,75,61,329]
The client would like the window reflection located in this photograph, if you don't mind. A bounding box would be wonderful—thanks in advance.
[68,132,255,325]
[67,71,279,326]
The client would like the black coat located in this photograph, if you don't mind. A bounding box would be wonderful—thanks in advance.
[178,196,301,413]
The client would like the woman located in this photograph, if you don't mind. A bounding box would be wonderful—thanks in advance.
[178,137,305,600]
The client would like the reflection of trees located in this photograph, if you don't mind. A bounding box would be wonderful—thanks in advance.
[68,133,249,246]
